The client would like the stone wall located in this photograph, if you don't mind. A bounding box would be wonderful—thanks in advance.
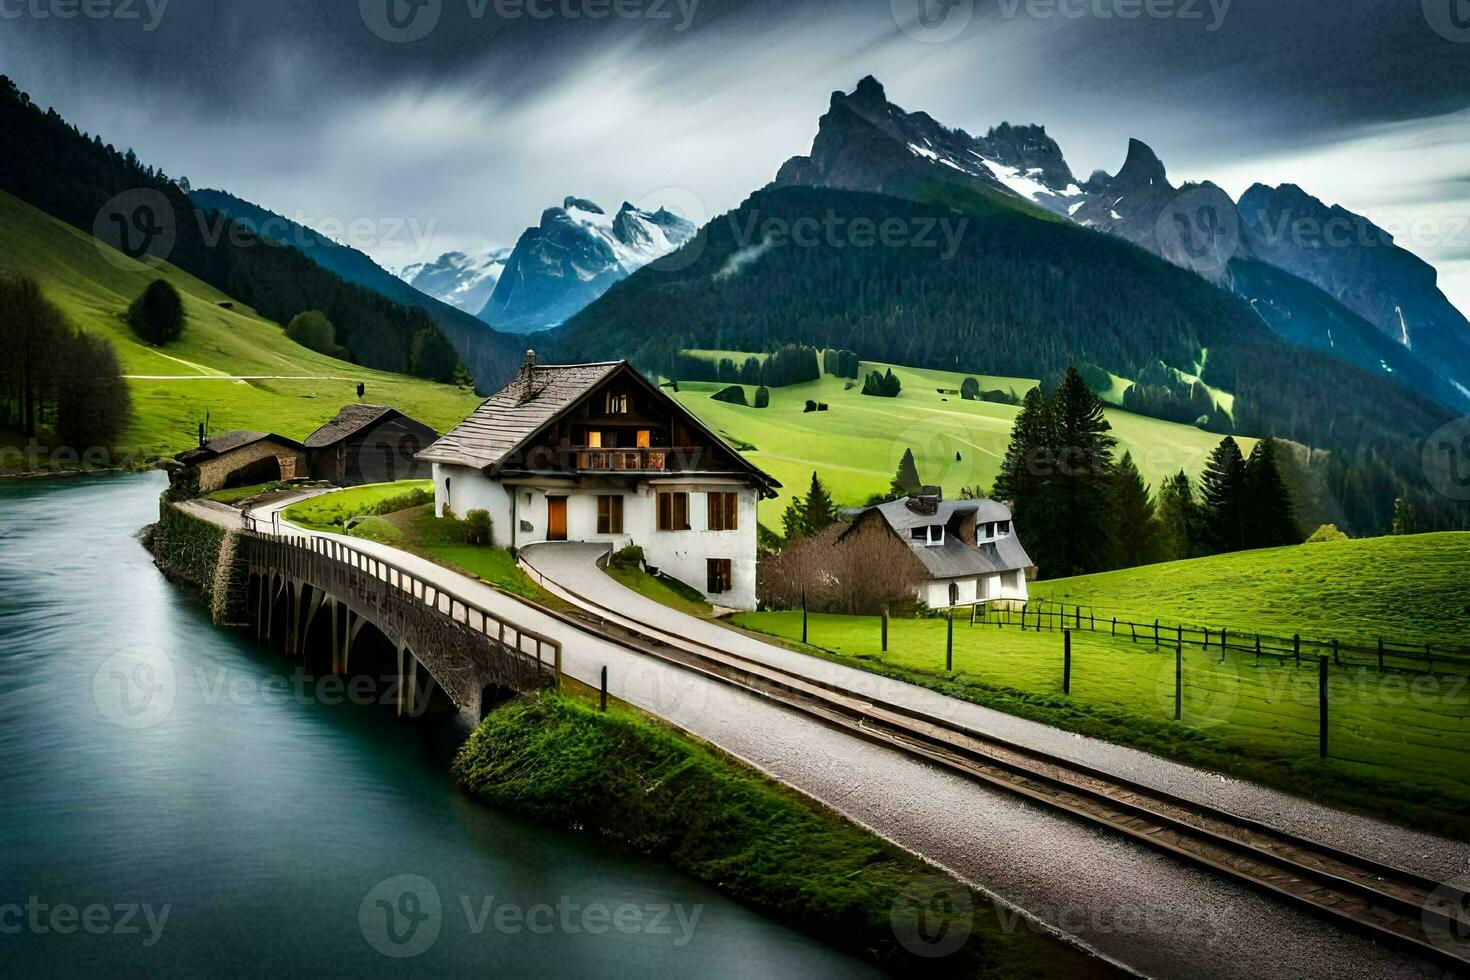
[196,441,306,493]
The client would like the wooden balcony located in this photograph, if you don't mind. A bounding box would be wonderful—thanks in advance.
[570,447,702,472]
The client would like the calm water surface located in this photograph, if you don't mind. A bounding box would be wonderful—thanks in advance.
[0,472,878,977]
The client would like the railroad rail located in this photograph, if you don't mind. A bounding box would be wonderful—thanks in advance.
[526,563,1470,971]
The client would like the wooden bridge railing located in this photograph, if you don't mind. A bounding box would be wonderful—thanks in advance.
[242,515,562,688]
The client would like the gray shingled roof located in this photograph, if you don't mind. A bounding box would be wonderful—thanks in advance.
[416,361,623,469]
[866,497,1034,581]
[176,430,304,464]
[304,404,418,449]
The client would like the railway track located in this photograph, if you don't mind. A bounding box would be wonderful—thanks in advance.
[524,567,1470,972]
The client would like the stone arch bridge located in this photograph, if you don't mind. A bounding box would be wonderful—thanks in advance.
[240,529,561,720]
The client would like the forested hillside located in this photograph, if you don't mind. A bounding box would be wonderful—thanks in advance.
[553,186,1465,534]
[0,76,518,389]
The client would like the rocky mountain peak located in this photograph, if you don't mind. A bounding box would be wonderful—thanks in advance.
[1113,138,1169,189]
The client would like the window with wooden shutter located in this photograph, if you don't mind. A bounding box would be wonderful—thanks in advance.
[707,558,733,594]
[707,492,739,531]
[657,491,689,531]
[597,495,624,534]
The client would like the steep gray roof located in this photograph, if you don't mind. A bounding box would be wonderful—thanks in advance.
[865,497,1034,581]
[304,404,432,449]
[416,361,623,468]
[176,430,304,464]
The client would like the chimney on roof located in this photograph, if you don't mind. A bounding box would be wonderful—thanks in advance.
[524,349,537,370]
[905,486,943,516]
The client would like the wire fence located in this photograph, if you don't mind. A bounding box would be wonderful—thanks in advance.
[963,598,1470,678]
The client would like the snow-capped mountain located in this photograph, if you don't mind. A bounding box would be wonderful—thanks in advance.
[772,76,1086,217]
[400,248,511,316]
[477,196,697,334]
[772,77,1470,411]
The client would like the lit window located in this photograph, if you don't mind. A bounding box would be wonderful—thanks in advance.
[707,492,739,531]
[587,431,603,448]
[597,495,624,535]
[606,392,629,414]
[636,429,651,449]
[707,559,733,594]
[657,492,690,531]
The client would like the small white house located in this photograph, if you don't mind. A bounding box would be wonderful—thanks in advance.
[416,353,780,610]
[843,491,1035,609]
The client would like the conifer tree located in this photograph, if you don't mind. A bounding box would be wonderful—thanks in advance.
[1155,470,1199,561]
[1106,451,1158,569]
[1243,438,1299,548]
[1050,367,1117,576]
[1200,436,1248,553]
[993,386,1058,573]
[801,472,839,535]
[890,448,922,498]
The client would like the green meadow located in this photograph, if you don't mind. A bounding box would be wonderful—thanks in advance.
[670,353,1256,522]
[731,608,1470,836]
[0,189,482,464]
[1032,533,1470,648]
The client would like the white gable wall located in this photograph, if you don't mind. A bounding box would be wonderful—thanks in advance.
[431,463,759,610]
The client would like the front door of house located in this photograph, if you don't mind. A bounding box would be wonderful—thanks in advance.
[547,497,568,541]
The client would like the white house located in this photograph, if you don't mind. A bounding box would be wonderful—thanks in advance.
[842,490,1035,609]
[416,352,781,610]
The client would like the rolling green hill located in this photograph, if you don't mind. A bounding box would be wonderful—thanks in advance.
[670,354,1256,523]
[1032,532,1470,647]
[0,189,481,463]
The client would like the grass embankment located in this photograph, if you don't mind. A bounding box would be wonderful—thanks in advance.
[0,189,481,467]
[453,691,1115,978]
[1032,533,1470,648]
[281,482,566,607]
[730,609,1470,837]
[604,563,713,617]
[668,352,1256,523]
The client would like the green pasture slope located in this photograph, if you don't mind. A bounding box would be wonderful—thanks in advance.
[670,353,1256,521]
[732,608,1470,836]
[0,190,482,462]
[1033,533,1470,648]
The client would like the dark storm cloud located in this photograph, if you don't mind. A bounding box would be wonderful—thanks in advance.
[0,0,1465,309]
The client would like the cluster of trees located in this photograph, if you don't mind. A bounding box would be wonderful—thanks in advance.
[667,344,823,389]
[861,368,902,398]
[960,377,1019,405]
[286,310,349,360]
[712,385,748,406]
[1122,360,1231,432]
[0,275,131,450]
[558,184,1470,534]
[780,472,840,542]
[823,348,860,379]
[127,280,185,346]
[0,76,470,385]
[993,368,1300,578]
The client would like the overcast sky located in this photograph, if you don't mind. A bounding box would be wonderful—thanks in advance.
[3,0,1468,309]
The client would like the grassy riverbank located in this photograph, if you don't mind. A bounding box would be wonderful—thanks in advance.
[453,691,1116,978]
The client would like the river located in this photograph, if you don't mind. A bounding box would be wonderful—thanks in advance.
[0,472,877,976]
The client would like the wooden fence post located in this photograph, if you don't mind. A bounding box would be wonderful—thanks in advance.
[947,610,954,672]
[1154,619,1160,647]
[1319,656,1329,758]
[1111,617,1117,637]
[1204,627,1210,649]
[1177,624,1183,648]
[882,608,889,652]
[600,666,608,712]
[1294,634,1301,666]
[1255,635,1261,665]
[1220,628,1228,664]
[1063,629,1072,695]
[1174,645,1183,721]
[801,590,808,645]
[1076,607,1081,630]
